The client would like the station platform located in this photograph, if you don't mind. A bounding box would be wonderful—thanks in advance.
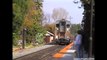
[53,42,93,60]
[13,42,94,60]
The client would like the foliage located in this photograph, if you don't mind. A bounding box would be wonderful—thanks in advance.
[13,33,20,46]
[70,24,81,36]
[44,23,55,34]
[13,0,28,33]
[36,33,45,44]
[78,0,95,55]
[13,0,45,46]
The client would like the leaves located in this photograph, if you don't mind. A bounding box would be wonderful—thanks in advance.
[80,0,95,54]
[13,0,45,46]
[13,0,29,33]
[70,24,81,36]
[44,23,55,34]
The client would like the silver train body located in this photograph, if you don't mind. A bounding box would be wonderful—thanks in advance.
[55,19,72,45]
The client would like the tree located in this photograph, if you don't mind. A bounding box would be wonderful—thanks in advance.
[70,24,81,36]
[13,0,46,46]
[52,8,69,20]
[42,13,51,25]
[13,0,29,46]
[22,0,46,44]
[75,0,95,56]
[44,23,55,34]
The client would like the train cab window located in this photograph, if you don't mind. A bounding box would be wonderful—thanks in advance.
[56,24,59,27]
[61,22,66,26]
[66,24,70,28]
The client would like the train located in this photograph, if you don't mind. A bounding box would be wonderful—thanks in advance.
[54,19,72,45]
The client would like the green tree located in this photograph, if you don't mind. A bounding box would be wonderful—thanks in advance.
[70,24,81,36]
[22,0,46,45]
[76,0,95,56]
[13,0,45,46]
[13,0,29,46]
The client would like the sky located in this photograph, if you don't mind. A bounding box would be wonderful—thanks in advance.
[42,0,84,24]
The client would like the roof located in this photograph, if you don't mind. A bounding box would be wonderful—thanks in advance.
[55,20,71,25]
[45,31,54,36]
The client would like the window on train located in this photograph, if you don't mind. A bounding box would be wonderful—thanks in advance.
[66,24,70,28]
[56,24,59,27]
[61,22,66,26]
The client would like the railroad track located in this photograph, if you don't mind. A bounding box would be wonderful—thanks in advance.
[14,45,65,60]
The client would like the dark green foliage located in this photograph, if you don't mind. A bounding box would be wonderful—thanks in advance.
[70,24,81,36]
[80,0,95,56]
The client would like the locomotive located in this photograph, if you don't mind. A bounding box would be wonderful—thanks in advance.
[55,19,72,45]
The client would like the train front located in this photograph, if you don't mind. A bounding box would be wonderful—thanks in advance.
[55,19,71,45]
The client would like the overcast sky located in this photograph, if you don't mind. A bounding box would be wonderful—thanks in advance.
[43,0,84,24]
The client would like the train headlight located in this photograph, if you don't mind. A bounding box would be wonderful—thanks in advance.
[56,28,59,30]
[67,28,70,31]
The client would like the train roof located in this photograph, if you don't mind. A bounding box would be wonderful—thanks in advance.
[55,20,71,24]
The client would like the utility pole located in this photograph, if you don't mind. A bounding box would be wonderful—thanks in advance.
[22,28,26,49]
[89,0,94,58]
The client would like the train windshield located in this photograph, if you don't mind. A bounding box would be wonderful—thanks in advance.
[61,22,66,26]
[56,24,59,27]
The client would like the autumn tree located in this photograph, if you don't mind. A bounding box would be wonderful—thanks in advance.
[13,0,46,46]
[13,0,29,46]
[22,0,46,44]
[44,23,55,34]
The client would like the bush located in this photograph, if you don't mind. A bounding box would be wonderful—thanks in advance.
[36,33,45,44]
[13,33,20,46]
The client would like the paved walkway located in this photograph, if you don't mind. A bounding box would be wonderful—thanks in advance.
[53,42,91,60]
[58,47,90,60]
[13,45,55,59]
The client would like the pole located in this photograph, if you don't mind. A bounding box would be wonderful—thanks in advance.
[89,0,93,58]
[22,28,26,49]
